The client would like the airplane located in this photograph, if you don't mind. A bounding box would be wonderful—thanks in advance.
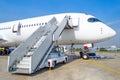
[0,13,116,48]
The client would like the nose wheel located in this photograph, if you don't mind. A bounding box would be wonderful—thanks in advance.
[82,53,89,60]
[79,52,89,60]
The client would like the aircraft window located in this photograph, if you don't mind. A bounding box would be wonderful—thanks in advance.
[9,27,11,29]
[88,18,101,22]
[7,27,10,29]
[31,24,33,26]
[24,25,26,27]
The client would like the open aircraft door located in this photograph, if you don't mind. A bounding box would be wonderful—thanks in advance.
[12,22,21,33]
[68,17,80,27]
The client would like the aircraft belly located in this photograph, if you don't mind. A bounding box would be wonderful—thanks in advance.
[58,29,80,45]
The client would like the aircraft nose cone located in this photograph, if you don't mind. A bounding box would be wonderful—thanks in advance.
[110,29,116,37]
[103,25,116,39]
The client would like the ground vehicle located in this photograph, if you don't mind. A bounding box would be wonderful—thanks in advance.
[0,47,15,55]
[0,47,10,55]
[80,47,96,60]
[45,47,68,68]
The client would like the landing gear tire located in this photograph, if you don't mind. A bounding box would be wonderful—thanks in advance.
[79,52,83,58]
[82,53,89,60]
[63,58,67,64]
[51,61,56,69]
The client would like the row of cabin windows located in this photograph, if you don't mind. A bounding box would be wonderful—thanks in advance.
[0,27,11,30]
[21,22,47,28]
[0,22,47,30]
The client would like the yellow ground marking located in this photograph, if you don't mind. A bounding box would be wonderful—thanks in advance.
[96,61,120,64]
[48,67,52,71]
[80,59,120,75]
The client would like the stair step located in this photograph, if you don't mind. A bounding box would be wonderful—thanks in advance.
[23,57,31,60]
[24,52,34,57]
[29,48,36,51]
[20,61,30,64]
[13,68,29,74]
[22,57,31,62]
[16,64,30,69]
[33,41,42,48]
[33,36,46,48]
[28,51,34,55]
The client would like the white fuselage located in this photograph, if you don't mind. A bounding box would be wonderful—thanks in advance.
[0,13,116,47]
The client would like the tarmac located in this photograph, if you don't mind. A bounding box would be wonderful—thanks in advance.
[0,51,120,80]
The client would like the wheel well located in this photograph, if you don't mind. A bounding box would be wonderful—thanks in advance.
[54,61,57,64]
[65,58,68,61]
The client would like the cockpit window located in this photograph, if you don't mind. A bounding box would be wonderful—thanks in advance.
[88,18,101,22]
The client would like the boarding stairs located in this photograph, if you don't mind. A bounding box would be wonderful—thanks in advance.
[8,16,73,74]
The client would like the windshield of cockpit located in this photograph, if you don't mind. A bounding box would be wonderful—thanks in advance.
[88,18,101,22]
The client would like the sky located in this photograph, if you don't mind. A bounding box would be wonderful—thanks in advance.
[0,0,120,47]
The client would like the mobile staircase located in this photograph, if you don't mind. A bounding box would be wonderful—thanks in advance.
[8,16,73,74]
